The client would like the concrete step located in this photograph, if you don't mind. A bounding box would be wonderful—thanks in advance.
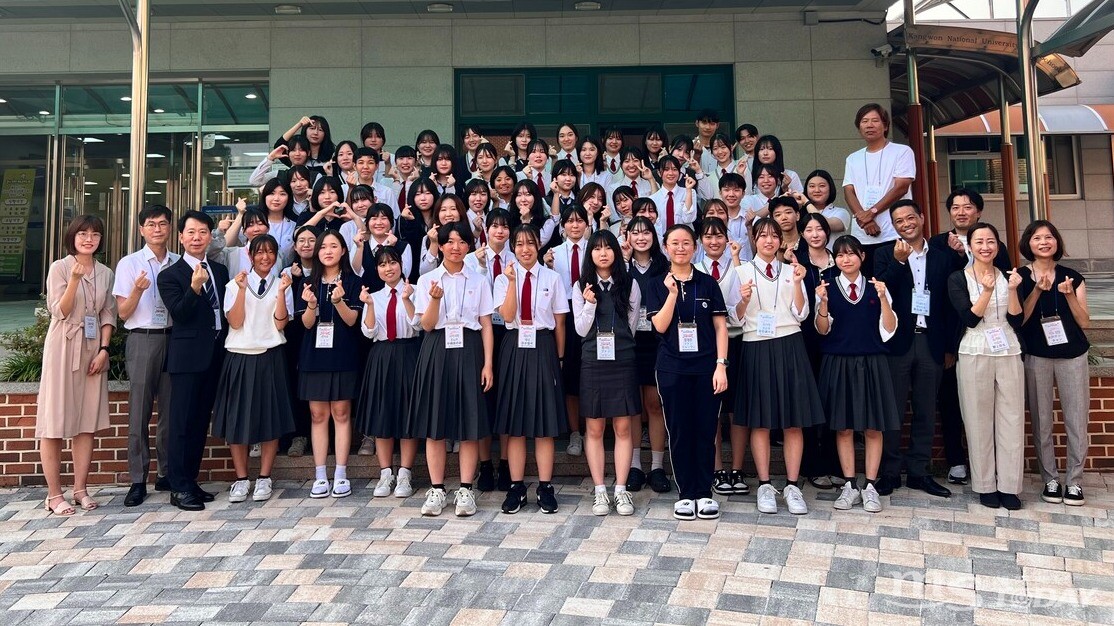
[1085,318,1114,345]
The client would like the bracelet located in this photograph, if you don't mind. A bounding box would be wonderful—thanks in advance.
[98,345,109,353]
[274,314,290,321]
[817,312,829,318]
[307,304,318,310]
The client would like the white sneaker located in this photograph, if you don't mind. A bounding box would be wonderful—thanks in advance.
[358,436,374,456]
[421,488,446,516]
[310,479,330,499]
[614,491,635,516]
[249,444,261,458]
[454,487,477,517]
[862,484,882,513]
[229,479,250,503]
[673,498,696,520]
[833,482,861,510]
[394,474,414,498]
[451,440,461,453]
[783,484,808,515]
[332,478,352,498]
[566,432,584,456]
[756,483,778,514]
[252,477,273,502]
[373,471,395,498]
[696,497,720,519]
[592,491,611,516]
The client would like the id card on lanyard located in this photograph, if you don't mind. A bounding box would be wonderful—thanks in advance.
[444,275,468,349]
[517,324,537,349]
[677,279,699,353]
[1041,316,1068,346]
[911,290,931,316]
[316,322,335,348]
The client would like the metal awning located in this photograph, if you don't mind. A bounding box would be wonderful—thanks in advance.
[887,24,1081,133]
[936,104,1114,135]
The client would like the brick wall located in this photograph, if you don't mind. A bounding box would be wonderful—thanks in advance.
[2,376,1112,488]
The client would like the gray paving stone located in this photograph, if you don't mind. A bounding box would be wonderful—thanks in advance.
[576,581,629,600]
[617,541,661,556]
[513,590,566,613]
[499,610,555,626]
[717,593,768,613]
[66,608,129,625]
[825,570,876,592]
[971,558,1022,578]
[486,576,539,595]
[169,605,225,622]
[742,538,792,566]
[869,593,923,617]
[466,591,519,610]
[308,602,365,622]
[402,604,457,626]
[765,596,817,621]
[631,568,681,586]
[921,602,975,624]
[242,584,297,604]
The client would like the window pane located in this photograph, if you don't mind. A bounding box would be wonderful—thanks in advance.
[949,158,1003,195]
[460,74,524,117]
[664,73,728,114]
[202,83,269,127]
[526,74,590,116]
[1045,135,1076,196]
[599,74,661,115]
[0,87,57,132]
[62,84,203,130]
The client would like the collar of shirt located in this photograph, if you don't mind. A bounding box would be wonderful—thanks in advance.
[141,245,176,268]
[183,253,206,270]
[518,262,541,279]
[909,239,929,261]
[836,273,864,292]
[247,271,270,292]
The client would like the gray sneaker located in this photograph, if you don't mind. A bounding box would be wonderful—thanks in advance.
[833,482,861,510]
[373,471,395,498]
[566,432,584,456]
[862,484,882,513]
[421,488,446,516]
[454,487,477,517]
[783,484,808,515]
[592,491,611,516]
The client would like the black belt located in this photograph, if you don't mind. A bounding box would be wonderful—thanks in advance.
[130,328,171,334]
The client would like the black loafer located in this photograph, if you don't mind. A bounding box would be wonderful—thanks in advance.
[124,483,147,507]
[979,492,1001,508]
[906,475,952,498]
[998,492,1022,511]
[626,467,646,492]
[192,487,216,503]
[648,468,672,493]
[171,491,205,511]
[154,476,171,492]
[874,475,901,496]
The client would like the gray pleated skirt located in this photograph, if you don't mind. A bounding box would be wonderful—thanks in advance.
[495,329,567,437]
[734,333,825,429]
[355,337,421,439]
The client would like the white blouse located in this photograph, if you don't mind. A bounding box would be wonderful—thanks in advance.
[492,263,569,330]
[360,284,419,341]
[729,259,808,342]
[412,265,493,331]
[957,269,1022,357]
[222,273,292,354]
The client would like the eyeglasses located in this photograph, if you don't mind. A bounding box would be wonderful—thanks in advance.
[75,231,102,240]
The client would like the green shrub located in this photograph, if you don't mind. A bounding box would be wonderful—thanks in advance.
[0,298,129,383]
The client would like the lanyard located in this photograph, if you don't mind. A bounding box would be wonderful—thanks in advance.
[972,270,1001,321]
[752,260,779,311]
[444,272,468,321]
[319,278,340,324]
[863,143,886,187]
[80,261,96,315]
[676,277,699,324]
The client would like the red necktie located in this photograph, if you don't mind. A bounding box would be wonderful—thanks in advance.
[712,259,720,280]
[849,282,858,302]
[492,253,501,279]
[610,158,617,173]
[478,227,486,245]
[470,158,477,172]
[666,190,675,228]
[721,168,727,178]
[630,182,638,199]
[571,244,580,284]
[521,270,532,322]
[397,184,406,210]
[766,263,774,279]
[536,173,544,189]
[386,288,398,341]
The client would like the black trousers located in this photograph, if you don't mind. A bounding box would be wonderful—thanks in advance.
[860,241,890,279]
[884,334,941,478]
[168,356,222,493]
[937,361,968,467]
[657,369,719,500]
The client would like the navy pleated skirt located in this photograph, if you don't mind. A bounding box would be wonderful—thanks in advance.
[299,370,359,402]
[495,329,567,437]
[355,337,421,439]
[818,353,901,432]
[212,347,295,445]
[561,310,582,396]
[734,333,825,429]
[404,328,490,441]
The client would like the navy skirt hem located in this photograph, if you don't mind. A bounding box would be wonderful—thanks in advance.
[298,370,359,402]
[213,348,295,444]
[818,353,901,432]
[355,337,421,439]
[495,329,567,437]
[734,333,825,429]
[404,328,490,441]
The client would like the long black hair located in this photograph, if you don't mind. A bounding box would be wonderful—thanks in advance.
[625,215,669,276]
[306,115,336,164]
[308,229,354,293]
[579,229,633,317]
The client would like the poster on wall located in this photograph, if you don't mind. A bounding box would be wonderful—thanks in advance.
[0,170,35,278]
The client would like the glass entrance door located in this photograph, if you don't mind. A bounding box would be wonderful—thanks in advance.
[0,134,50,300]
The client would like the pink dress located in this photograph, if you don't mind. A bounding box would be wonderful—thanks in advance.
[36,256,117,438]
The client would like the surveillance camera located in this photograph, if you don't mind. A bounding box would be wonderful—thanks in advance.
[871,44,895,58]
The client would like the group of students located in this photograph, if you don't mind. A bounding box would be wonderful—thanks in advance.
[36,103,1091,521]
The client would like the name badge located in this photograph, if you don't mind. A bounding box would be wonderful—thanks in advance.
[756,311,777,338]
[911,290,931,316]
[597,332,616,361]
[679,323,698,353]
[861,185,885,211]
[637,307,652,332]
[316,322,335,349]
[445,323,464,349]
[518,324,537,349]
[983,327,1010,353]
[492,310,505,326]
[152,302,168,327]
[1041,316,1069,346]
[83,314,98,340]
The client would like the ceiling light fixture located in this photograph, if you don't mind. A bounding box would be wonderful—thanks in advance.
[153,108,165,113]
[121,96,132,102]
[146,153,165,158]
[208,171,225,176]
[273,4,302,15]
[154,179,168,184]
[38,110,50,115]
[574,1,601,9]
[82,137,104,144]
[245,93,258,100]
[427,2,453,12]
[0,98,7,104]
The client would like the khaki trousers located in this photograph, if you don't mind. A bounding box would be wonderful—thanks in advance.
[956,353,1025,495]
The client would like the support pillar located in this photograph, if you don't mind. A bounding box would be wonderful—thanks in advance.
[1000,79,1021,266]
[1018,0,1048,221]
[120,0,149,253]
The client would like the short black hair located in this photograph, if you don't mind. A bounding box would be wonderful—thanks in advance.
[139,205,173,225]
[1020,219,1066,262]
[946,187,984,213]
[178,210,213,233]
[888,199,922,216]
[696,108,720,123]
[803,170,837,207]
[735,124,758,139]
[718,173,747,192]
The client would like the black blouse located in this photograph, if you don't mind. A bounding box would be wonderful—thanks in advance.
[1017,265,1089,359]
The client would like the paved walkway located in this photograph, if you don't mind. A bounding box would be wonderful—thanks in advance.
[0,473,1112,625]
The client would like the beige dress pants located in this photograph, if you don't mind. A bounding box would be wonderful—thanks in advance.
[956,353,1025,494]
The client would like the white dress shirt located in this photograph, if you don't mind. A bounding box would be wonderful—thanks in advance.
[817,273,896,341]
[649,185,697,234]
[517,168,552,191]
[906,240,929,329]
[112,245,180,330]
[578,168,612,189]
[608,177,653,199]
[412,264,492,331]
[360,283,420,341]
[551,238,588,301]
[492,263,569,330]
[571,278,642,337]
[728,259,808,341]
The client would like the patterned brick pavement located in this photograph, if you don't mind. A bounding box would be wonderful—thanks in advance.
[0,472,1112,625]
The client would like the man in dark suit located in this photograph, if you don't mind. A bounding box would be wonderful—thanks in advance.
[926,188,1011,485]
[157,210,229,511]
[874,200,964,498]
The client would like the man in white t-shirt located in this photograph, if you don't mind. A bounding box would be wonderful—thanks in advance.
[842,103,915,275]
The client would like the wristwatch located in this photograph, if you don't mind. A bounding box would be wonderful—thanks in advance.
[716,358,729,366]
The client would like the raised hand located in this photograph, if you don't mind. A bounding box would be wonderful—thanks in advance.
[474,243,488,267]
[664,274,678,296]
[299,115,312,127]
[739,279,754,302]
[331,281,346,303]
[133,270,150,292]
[268,144,289,161]
[815,279,829,302]
[401,279,414,300]
[359,285,373,305]
[583,283,596,304]
[444,174,456,189]
[190,262,209,293]
[685,175,697,189]
[429,280,444,300]
[302,281,317,306]
[401,206,415,221]
[385,232,398,247]
[291,263,303,278]
[728,240,742,262]
[978,269,997,291]
[503,262,516,282]
[218,214,234,231]
[234,270,248,289]
[543,249,555,268]
[869,277,888,300]
[1057,276,1074,295]
[947,232,965,254]
[791,261,806,284]
[1007,267,1022,290]
[235,197,247,214]
[279,273,293,291]
[894,239,913,263]
[1036,272,1053,292]
[620,236,632,261]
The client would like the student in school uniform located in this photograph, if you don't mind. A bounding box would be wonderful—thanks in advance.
[696,218,749,498]
[356,247,420,499]
[601,127,625,179]
[608,147,657,200]
[623,216,671,493]
[730,218,825,516]
[547,159,580,219]
[256,178,298,266]
[556,123,581,163]
[716,174,751,255]
[465,209,515,492]
[286,165,315,221]
[949,222,1025,510]
[577,136,611,189]
[469,142,500,186]
[750,135,803,196]
[212,234,296,504]
[734,124,759,175]
[501,121,536,171]
[693,109,722,175]
[490,165,517,211]
[648,156,698,234]
[802,170,850,246]
[360,122,393,183]
[547,206,590,456]
[351,147,400,217]
[386,145,420,211]
[250,136,312,188]
[641,125,669,180]
[706,132,744,188]
[430,143,466,198]
[398,177,440,283]
[610,186,637,238]
[814,235,900,513]
[574,229,642,516]
[211,201,272,277]
[418,194,467,275]
[493,225,569,514]
[294,230,364,499]
[414,129,440,173]
[518,138,554,189]
[405,222,495,517]
[646,224,730,521]
[352,203,413,297]
[510,179,559,251]
[464,178,493,244]
[578,183,613,234]
[459,125,483,175]
[740,164,781,224]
